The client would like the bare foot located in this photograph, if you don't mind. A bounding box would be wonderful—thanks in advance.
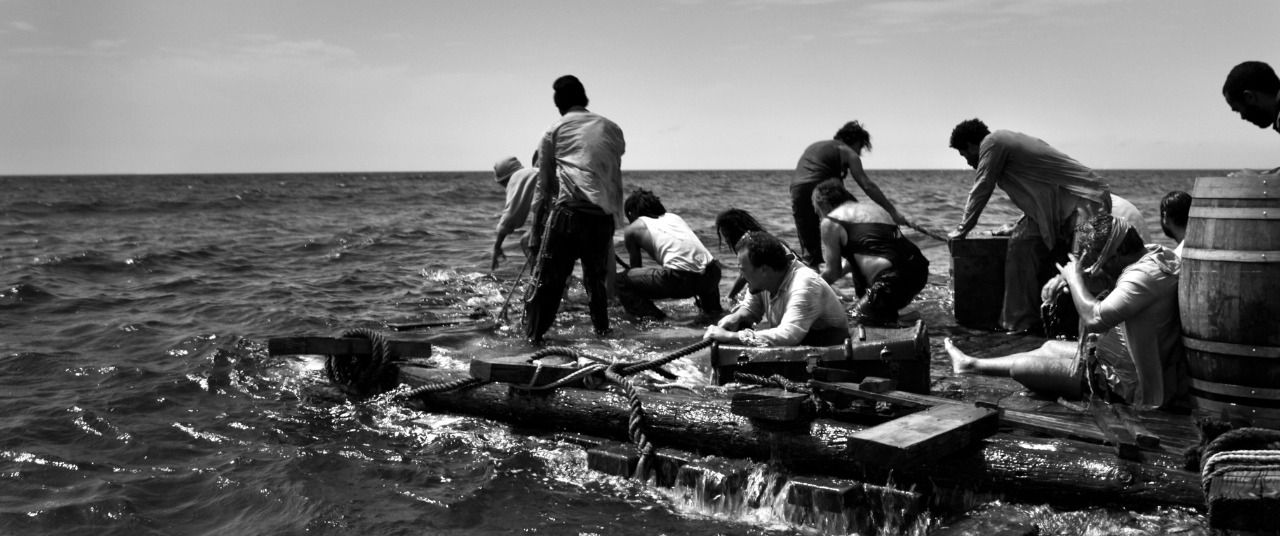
[944,337,978,374]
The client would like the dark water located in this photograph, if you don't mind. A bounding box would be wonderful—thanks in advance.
[1,170,1210,535]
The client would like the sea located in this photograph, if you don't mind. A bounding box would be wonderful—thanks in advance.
[0,170,1213,536]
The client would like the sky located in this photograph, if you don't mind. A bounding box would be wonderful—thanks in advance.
[1,0,1278,175]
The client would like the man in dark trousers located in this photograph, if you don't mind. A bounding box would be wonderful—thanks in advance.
[524,75,626,344]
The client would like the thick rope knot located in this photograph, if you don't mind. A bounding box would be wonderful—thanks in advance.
[324,328,399,397]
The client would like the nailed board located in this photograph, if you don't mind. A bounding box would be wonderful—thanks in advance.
[846,404,999,465]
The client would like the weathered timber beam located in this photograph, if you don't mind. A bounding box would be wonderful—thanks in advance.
[394,366,1202,508]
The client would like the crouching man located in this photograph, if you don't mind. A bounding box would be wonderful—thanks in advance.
[616,188,723,319]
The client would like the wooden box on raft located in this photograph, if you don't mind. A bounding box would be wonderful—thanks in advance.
[709,318,931,394]
[949,235,1009,330]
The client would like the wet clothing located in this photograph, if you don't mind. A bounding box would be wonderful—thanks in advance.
[957,130,1111,332]
[792,140,856,266]
[1109,194,1148,244]
[617,214,722,317]
[496,167,541,238]
[524,107,625,342]
[1089,245,1185,408]
[825,218,929,324]
[523,206,615,340]
[717,259,849,346]
[540,108,627,227]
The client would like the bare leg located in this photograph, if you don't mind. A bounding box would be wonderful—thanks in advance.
[945,338,1076,376]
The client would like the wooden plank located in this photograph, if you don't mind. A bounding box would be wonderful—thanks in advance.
[731,388,808,421]
[1089,400,1140,460]
[468,355,587,387]
[810,381,1111,445]
[858,376,896,393]
[1112,404,1161,450]
[267,336,432,358]
[846,404,999,465]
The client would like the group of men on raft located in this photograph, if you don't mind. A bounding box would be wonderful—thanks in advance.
[487,61,1280,412]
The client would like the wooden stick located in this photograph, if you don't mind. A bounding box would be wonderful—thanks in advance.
[497,257,531,321]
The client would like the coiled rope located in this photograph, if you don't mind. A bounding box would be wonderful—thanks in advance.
[1199,427,1280,504]
[325,328,400,397]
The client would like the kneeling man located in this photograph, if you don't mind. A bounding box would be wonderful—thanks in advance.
[616,188,723,318]
[703,231,850,346]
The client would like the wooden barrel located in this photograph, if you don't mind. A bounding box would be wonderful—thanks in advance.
[1180,174,1280,428]
[949,236,1008,330]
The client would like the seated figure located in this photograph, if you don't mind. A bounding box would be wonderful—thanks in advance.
[703,231,850,347]
[812,180,929,326]
[946,214,1187,409]
[615,188,722,319]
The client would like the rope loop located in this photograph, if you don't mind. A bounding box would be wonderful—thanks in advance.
[324,328,399,397]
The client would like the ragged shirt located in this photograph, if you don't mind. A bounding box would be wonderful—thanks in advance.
[540,107,627,227]
[957,130,1111,250]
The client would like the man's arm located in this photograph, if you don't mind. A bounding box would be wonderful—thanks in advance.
[622,222,648,269]
[949,140,1005,240]
[845,151,908,226]
[528,132,558,256]
[818,219,845,284]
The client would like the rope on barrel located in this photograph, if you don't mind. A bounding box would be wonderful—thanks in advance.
[325,327,399,397]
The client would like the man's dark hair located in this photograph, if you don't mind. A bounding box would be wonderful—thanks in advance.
[812,179,858,215]
[1223,61,1280,102]
[624,188,665,221]
[737,231,790,271]
[716,208,765,253]
[834,121,872,152]
[949,118,991,150]
[553,75,589,113]
[1160,190,1192,228]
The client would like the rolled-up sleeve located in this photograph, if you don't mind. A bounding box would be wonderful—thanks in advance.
[957,137,1007,235]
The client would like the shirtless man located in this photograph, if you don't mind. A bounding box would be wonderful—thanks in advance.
[813,180,928,326]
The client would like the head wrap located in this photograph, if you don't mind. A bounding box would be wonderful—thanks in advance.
[1083,216,1135,277]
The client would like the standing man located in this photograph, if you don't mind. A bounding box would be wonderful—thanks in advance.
[792,121,908,268]
[1223,61,1280,135]
[489,154,541,271]
[703,231,849,347]
[1160,190,1192,257]
[946,118,1111,334]
[615,188,723,319]
[525,75,626,344]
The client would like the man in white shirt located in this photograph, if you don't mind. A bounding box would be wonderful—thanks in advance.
[704,231,849,347]
[616,188,722,319]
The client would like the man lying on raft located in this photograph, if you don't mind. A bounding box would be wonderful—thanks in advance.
[703,231,849,347]
[946,214,1186,409]
[812,180,928,326]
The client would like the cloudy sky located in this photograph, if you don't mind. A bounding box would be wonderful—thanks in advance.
[1,0,1277,174]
